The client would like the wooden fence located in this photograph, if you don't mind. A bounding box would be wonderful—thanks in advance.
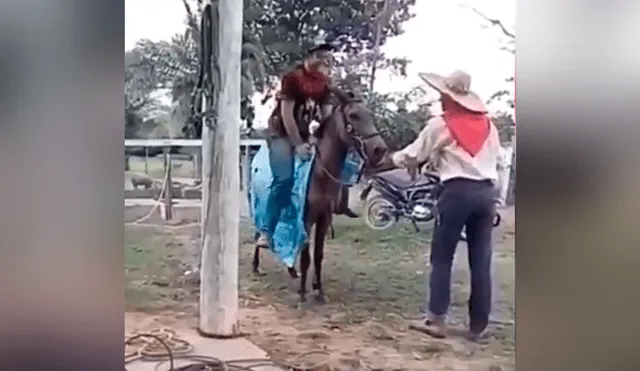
[125,139,264,220]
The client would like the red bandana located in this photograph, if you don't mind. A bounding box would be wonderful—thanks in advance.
[442,97,490,157]
[286,66,330,102]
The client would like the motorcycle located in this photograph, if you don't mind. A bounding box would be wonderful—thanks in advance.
[359,168,440,232]
[359,169,501,236]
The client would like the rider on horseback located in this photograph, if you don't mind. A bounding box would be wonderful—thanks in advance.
[256,42,357,249]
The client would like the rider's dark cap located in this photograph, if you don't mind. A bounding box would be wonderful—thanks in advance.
[308,42,336,56]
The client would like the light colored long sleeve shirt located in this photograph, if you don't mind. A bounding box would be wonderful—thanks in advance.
[391,116,501,182]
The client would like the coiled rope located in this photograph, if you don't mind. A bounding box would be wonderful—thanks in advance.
[125,328,332,371]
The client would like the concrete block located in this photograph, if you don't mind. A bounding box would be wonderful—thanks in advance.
[125,189,162,199]
[182,187,202,199]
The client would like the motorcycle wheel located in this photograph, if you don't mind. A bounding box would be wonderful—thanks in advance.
[364,195,397,230]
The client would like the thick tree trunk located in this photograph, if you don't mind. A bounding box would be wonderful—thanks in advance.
[199,0,242,337]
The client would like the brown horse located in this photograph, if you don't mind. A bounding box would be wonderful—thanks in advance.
[252,89,388,302]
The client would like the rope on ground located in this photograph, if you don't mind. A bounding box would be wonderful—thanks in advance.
[125,328,332,371]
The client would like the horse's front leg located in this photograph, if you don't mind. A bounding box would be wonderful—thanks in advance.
[298,242,311,302]
[252,233,266,276]
[297,219,314,302]
[252,246,262,275]
[312,213,331,301]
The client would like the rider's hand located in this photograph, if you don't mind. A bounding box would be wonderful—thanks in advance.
[295,143,312,161]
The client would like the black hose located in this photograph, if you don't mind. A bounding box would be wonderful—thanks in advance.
[186,3,214,138]
[124,330,317,371]
[125,333,174,371]
[124,332,288,371]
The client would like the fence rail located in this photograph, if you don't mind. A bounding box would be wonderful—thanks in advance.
[124,138,265,147]
[125,138,263,220]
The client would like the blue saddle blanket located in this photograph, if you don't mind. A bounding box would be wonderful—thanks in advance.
[248,145,363,267]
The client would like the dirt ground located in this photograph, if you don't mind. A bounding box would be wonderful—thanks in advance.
[125,206,515,371]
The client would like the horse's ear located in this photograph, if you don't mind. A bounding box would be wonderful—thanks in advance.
[328,85,351,103]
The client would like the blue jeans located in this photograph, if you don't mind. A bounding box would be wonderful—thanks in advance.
[428,178,496,333]
[263,136,294,236]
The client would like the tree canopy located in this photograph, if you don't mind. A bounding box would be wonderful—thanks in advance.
[125,0,427,148]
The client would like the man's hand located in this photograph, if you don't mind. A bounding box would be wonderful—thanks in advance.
[391,152,418,168]
[391,152,420,180]
[295,143,313,161]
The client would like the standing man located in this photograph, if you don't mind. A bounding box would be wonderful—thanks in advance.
[256,41,356,249]
[391,70,501,341]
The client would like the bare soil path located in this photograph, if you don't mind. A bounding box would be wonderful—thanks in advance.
[125,206,515,370]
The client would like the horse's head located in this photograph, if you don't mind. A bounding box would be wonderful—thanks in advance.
[328,88,389,167]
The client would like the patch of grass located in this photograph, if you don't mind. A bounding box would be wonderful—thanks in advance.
[125,218,514,349]
[125,211,515,370]
[328,218,432,316]
[237,218,434,322]
[125,230,192,311]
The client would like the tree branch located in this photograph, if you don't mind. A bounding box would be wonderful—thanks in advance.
[471,8,515,39]
[182,0,201,46]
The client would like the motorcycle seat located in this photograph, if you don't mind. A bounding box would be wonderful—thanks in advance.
[373,169,437,189]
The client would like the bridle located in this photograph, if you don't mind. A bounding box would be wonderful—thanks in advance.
[312,97,383,187]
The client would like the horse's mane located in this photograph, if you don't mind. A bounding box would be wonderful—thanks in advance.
[313,87,361,140]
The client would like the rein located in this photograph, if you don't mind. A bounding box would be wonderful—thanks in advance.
[312,100,382,187]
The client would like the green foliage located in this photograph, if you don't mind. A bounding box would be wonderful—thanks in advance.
[125,108,144,139]
[487,77,515,123]
[126,0,267,137]
[244,0,420,145]
[126,0,417,138]
[125,49,157,140]
[125,50,159,112]
[366,90,432,151]
[471,7,515,120]
[242,0,415,94]
[491,113,515,144]
[244,0,415,76]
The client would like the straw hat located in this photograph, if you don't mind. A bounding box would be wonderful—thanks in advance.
[419,70,487,113]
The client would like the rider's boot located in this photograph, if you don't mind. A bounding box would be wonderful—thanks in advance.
[335,186,359,218]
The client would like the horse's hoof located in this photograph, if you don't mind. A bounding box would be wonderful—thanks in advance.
[342,209,360,218]
[296,298,311,310]
[314,293,327,303]
[287,267,299,279]
[252,268,267,277]
[297,287,309,303]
